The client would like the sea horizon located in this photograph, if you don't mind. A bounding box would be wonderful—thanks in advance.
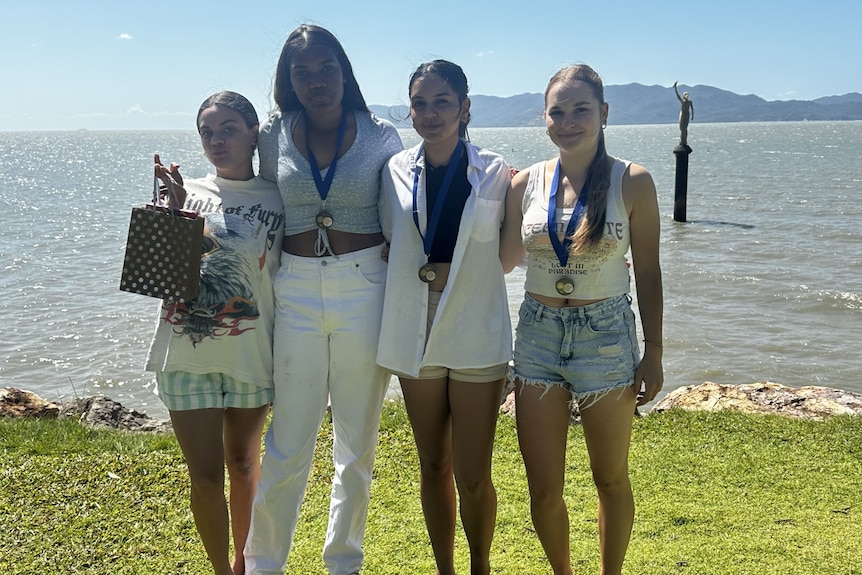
[3,116,862,134]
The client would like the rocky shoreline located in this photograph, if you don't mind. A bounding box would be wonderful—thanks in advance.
[499,380,862,423]
[4,381,862,433]
[0,387,172,433]
[651,380,862,420]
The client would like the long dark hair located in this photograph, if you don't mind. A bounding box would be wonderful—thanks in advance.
[408,59,471,140]
[273,24,368,113]
[545,64,612,251]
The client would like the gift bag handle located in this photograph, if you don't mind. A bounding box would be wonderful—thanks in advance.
[152,174,184,218]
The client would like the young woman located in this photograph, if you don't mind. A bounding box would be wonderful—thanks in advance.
[147,90,284,575]
[243,25,403,575]
[500,64,664,575]
[377,60,512,575]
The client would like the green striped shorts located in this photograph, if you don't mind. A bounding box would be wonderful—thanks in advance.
[155,371,273,411]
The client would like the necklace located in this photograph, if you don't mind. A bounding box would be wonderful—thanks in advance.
[547,159,587,296]
[412,140,464,283]
[304,111,348,230]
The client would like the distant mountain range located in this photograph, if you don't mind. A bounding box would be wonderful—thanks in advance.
[370,84,862,128]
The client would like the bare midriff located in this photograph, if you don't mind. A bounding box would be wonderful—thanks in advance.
[425,262,452,293]
[283,229,385,257]
[527,291,605,308]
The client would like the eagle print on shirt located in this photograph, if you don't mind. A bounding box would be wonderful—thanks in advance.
[161,203,278,346]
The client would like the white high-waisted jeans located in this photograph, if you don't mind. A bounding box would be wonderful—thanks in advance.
[245,244,390,575]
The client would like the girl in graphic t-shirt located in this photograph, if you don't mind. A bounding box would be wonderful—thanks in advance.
[148,91,284,575]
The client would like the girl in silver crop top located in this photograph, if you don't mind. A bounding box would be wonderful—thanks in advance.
[244,24,402,575]
[499,64,664,575]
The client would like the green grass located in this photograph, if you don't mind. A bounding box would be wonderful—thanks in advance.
[2,404,861,574]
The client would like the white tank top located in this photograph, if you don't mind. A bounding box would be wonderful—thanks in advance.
[521,157,631,299]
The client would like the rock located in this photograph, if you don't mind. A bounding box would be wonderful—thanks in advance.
[651,381,862,420]
[60,396,172,433]
[499,391,516,418]
[1,387,171,432]
[1,387,62,418]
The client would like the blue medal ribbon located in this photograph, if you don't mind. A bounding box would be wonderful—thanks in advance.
[412,140,464,259]
[547,159,587,267]
[304,110,348,202]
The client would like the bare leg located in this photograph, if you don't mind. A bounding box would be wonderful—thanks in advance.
[449,377,505,575]
[515,383,573,575]
[169,408,235,575]
[400,376,456,575]
[223,405,269,575]
[579,389,637,575]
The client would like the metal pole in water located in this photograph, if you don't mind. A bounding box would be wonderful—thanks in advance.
[673,144,692,222]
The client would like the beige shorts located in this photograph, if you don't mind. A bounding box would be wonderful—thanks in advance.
[392,290,509,384]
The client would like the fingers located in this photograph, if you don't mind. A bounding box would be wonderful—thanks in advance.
[153,157,182,186]
[153,154,169,182]
[154,167,172,190]
[168,162,183,186]
[151,154,188,208]
[631,382,647,407]
[631,372,663,406]
[636,381,663,406]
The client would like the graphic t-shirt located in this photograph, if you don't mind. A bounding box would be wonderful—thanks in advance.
[145,174,284,386]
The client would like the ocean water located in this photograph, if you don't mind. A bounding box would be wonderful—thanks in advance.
[1,122,860,420]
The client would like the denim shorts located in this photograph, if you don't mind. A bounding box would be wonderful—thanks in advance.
[512,293,639,407]
[155,371,273,411]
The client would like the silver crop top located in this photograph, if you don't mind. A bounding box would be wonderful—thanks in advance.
[257,110,403,236]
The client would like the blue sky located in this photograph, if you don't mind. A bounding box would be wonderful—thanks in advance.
[2,0,859,131]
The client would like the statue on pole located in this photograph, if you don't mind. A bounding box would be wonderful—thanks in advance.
[673,81,694,147]
[672,82,694,222]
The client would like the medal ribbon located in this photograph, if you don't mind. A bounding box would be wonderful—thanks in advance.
[304,110,348,202]
[547,159,588,267]
[412,140,464,259]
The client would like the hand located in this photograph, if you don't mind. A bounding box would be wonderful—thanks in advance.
[380,242,390,262]
[153,153,187,208]
[631,347,663,406]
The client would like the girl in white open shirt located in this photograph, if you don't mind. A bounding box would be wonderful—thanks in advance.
[378,59,512,575]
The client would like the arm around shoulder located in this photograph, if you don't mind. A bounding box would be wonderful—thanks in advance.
[480,148,512,201]
[378,156,399,243]
[375,115,405,157]
[499,169,529,273]
[257,113,280,182]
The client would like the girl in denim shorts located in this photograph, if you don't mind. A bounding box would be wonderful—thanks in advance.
[500,64,664,575]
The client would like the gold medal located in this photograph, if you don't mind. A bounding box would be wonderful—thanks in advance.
[418,263,437,283]
[555,276,575,296]
[315,209,333,229]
